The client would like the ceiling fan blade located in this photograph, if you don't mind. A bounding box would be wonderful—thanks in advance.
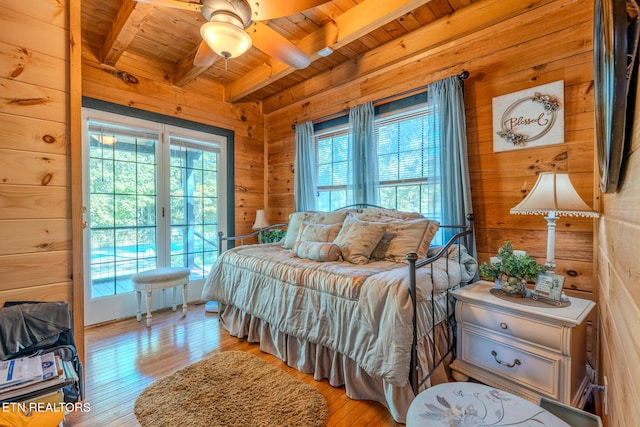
[193,40,219,67]
[133,0,202,12]
[251,0,330,21]
[249,22,311,69]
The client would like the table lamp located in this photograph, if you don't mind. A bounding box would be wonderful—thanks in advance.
[510,173,599,271]
[252,209,269,230]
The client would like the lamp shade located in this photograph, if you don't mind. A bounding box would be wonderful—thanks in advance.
[510,173,599,217]
[252,209,269,230]
[200,21,252,59]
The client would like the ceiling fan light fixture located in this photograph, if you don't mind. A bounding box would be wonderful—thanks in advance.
[200,21,252,59]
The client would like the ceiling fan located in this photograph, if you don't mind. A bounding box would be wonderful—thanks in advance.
[134,0,330,68]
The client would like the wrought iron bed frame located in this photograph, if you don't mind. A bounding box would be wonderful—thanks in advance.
[216,205,475,397]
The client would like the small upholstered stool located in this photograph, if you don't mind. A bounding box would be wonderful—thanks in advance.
[131,267,189,327]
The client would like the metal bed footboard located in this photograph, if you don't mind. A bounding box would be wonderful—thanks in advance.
[406,216,475,396]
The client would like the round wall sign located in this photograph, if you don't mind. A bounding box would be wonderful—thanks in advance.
[497,93,559,146]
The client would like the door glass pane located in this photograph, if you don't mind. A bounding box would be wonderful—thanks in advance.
[88,122,158,298]
[169,137,220,280]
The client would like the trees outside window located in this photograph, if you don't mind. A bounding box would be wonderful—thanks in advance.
[315,104,442,239]
[83,109,228,324]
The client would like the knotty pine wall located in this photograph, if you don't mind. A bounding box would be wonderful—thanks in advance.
[265,0,597,297]
[597,66,640,426]
[0,0,81,347]
[265,0,604,388]
[3,1,637,425]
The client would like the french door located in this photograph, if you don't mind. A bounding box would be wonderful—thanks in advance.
[82,109,227,325]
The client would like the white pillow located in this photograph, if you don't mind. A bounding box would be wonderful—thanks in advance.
[282,212,309,249]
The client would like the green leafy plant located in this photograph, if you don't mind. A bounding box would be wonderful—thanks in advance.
[258,229,286,244]
[479,241,549,282]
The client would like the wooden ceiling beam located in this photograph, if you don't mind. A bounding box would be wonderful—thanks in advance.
[101,0,154,67]
[224,0,432,102]
[173,44,211,87]
[262,0,557,114]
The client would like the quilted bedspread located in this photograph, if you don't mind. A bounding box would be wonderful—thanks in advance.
[201,243,476,386]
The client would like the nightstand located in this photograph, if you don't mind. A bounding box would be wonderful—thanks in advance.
[450,281,595,407]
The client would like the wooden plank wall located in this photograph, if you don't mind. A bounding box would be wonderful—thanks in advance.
[265,0,597,297]
[597,58,640,426]
[80,57,266,238]
[264,0,602,389]
[0,2,74,307]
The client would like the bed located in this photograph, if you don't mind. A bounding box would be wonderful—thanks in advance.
[201,206,477,423]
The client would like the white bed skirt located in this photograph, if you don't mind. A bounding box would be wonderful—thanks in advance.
[218,303,452,423]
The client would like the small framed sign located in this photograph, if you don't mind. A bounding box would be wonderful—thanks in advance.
[492,81,564,152]
[533,272,565,304]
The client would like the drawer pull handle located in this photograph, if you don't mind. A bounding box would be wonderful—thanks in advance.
[500,322,508,329]
[491,350,521,368]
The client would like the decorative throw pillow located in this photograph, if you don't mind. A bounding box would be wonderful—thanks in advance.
[282,211,348,249]
[371,218,440,262]
[282,212,309,249]
[293,241,341,262]
[332,215,387,265]
[297,222,342,242]
[355,207,422,222]
[305,210,350,225]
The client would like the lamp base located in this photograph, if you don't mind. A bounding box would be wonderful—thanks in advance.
[544,212,558,274]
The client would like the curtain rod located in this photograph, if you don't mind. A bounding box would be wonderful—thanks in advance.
[291,70,469,130]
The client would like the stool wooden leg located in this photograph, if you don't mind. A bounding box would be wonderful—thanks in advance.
[136,291,142,322]
[145,291,152,328]
[172,287,177,311]
[181,283,188,317]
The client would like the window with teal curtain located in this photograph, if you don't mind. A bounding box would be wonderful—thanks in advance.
[348,102,379,206]
[313,78,474,253]
[376,106,441,224]
[314,99,444,240]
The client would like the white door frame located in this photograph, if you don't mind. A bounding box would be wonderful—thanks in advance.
[81,108,226,325]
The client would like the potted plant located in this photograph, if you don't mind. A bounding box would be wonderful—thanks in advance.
[258,228,286,244]
[479,241,549,297]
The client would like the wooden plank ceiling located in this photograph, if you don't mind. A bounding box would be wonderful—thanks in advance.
[81,0,478,103]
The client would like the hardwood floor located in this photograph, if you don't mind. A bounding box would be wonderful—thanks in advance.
[63,303,399,426]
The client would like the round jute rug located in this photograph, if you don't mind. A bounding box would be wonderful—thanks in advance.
[134,351,329,427]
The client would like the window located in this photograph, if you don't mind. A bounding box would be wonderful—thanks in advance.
[87,121,159,297]
[85,112,228,300]
[314,102,442,223]
[316,130,349,211]
[168,136,220,280]
[376,106,441,220]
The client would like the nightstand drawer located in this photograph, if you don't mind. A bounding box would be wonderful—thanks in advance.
[459,303,564,351]
[459,327,561,399]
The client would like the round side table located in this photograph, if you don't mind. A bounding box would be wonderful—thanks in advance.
[406,382,570,426]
